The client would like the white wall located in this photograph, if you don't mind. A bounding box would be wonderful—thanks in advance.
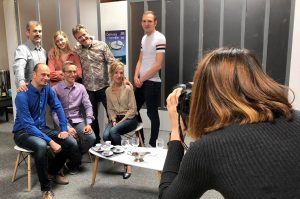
[0,1,9,69]
[3,0,18,117]
[289,0,300,110]
[100,1,129,78]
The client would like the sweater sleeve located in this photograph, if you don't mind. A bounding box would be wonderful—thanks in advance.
[159,140,210,199]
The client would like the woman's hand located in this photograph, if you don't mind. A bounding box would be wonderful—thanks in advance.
[166,88,186,141]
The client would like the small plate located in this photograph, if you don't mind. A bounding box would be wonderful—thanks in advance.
[101,151,114,157]
[92,146,103,152]
[111,147,124,154]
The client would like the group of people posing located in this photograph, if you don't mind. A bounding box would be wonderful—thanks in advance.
[11,8,299,199]
[12,10,166,199]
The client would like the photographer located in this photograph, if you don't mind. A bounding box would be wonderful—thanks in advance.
[159,48,300,198]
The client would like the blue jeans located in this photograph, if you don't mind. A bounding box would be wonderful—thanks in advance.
[135,80,161,146]
[87,87,108,144]
[13,127,80,191]
[103,117,138,145]
[70,121,96,154]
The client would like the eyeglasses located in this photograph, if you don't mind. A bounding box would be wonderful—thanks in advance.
[64,70,77,75]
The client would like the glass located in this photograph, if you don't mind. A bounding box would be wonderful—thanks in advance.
[121,139,129,150]
[64,70,77,75]
[156,138,164,150]
[131,137,139,151]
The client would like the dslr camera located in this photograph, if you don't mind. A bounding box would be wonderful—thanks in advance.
[175,82,193,127]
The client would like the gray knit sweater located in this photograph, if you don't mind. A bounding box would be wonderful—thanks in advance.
[159,111,300,199]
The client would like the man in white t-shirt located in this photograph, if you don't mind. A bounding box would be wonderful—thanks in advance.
[134,11,166,147]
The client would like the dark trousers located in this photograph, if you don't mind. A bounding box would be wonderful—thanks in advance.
[135,80,161,147]
[13,127,81,191]
[87,87,108,144]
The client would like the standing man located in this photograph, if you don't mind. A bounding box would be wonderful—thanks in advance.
[52,61,96,166]
[13,63,81,199]
[72,24,115,144]
[13,20,47,91]
[134,11,166,147]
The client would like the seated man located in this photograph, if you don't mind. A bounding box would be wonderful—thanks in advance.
[13,63,81,199]
[52,61,96,173]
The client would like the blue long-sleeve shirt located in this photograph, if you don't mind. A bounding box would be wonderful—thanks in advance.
[13,83,68,143]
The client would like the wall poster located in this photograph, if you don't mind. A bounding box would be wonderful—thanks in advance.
[105,30,126,64]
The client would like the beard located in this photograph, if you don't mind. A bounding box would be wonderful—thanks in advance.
[32,37,42,46]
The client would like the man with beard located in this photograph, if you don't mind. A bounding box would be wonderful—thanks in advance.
[13,20,47,91]
[71,24,115,144]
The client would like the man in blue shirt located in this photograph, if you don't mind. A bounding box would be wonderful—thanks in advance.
[13,63,81,199]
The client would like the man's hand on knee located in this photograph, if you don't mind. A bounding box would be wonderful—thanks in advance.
[68,128,77,138]
[83,124,92,134]
[49,140,62,153]
[58,131,69,139]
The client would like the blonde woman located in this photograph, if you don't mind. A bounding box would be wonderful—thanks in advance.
[48,31,82,86]
[103,59,138,179]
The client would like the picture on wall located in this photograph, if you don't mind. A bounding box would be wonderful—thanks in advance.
[105,30,126,64]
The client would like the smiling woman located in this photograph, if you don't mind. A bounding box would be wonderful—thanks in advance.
[47,31,82,86]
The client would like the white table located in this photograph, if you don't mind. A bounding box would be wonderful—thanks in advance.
[89,147,167,186]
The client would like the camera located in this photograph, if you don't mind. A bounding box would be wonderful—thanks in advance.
[175,82,193,127]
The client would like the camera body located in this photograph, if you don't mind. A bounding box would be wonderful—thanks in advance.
[176,82,193,126]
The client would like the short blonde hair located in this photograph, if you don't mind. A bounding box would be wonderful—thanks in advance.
[109,59,124,80]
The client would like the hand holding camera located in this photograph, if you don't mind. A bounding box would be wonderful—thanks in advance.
[166,88,183,141]
[166,83,192,148]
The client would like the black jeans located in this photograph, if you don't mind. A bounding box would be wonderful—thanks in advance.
[13,127,80,191]
[135,80,161,147]
[87,87,108,144]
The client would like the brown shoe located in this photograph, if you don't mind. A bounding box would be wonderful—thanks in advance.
[49,174,69,185]
[42,191,54,199]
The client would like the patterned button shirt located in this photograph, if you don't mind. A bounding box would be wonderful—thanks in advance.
[74,39,115,91]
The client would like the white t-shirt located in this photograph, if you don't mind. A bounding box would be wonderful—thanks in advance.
[140,30,166,82]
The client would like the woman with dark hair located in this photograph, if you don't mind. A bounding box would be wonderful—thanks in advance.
[48,31,82,86]
[159,48,300,198]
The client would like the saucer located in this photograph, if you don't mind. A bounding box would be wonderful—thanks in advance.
[92,146,103,152]
[111,147,124,154]
[102,151,114,157]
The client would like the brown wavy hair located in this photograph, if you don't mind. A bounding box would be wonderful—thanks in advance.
[53,31,72,59]
[188,48,294,139]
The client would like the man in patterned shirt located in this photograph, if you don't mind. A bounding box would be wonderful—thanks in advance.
[72,24,115,144]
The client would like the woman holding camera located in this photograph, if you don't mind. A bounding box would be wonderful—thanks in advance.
[159,48,300,198]
[103,59,138,179]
